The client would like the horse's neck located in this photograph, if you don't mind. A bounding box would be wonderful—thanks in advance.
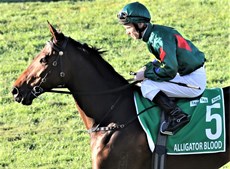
[66,50,129,126]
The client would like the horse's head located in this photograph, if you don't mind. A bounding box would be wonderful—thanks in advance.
[12,22,70,105]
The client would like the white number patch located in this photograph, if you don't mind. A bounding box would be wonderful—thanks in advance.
[205,103,222,140]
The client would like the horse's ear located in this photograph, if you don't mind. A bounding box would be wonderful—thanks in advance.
[47,21,64,43]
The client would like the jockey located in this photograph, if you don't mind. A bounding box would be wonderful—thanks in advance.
[117,2,206,135]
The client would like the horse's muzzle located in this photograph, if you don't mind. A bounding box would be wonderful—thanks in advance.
[11,87,33,105]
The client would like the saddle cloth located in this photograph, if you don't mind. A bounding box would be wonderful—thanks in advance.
[134,88,226,155]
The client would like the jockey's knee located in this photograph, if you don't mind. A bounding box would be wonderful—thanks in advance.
[140,80,160,100]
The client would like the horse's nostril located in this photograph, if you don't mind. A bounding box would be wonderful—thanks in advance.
[12,87,19,95]
[11,87,22,103]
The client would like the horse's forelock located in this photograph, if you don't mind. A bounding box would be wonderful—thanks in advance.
[44,42,53,55]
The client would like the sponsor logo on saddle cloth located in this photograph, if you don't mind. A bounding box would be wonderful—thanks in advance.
[134,88,226,155]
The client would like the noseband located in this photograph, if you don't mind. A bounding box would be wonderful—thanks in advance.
[31,37,69,97]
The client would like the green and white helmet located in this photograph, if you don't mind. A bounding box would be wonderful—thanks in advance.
[117,2,151,24]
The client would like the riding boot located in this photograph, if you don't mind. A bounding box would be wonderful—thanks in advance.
[152,91,190,135]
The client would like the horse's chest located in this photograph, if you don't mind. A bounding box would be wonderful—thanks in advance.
[90,128,151,169]
[90,132,129,169]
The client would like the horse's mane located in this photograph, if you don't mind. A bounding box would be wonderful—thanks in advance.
[71,38,128,84]
[83,43,106,58]
[70,38,104,56]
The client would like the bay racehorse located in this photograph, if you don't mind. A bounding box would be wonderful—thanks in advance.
[12,22,229,169]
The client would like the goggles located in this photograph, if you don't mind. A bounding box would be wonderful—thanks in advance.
[117,12,129,23]
[117,11,150,24]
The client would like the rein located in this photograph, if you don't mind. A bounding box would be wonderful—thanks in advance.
[47,80,140,95]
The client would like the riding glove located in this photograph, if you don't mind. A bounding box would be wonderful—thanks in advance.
[134,66,146,81]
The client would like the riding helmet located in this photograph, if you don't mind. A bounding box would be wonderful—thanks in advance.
[117,2,151,24]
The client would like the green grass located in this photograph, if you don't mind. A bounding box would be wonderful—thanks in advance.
[0,0,229,168]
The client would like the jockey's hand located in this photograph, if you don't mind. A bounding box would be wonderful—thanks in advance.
[134,66,146,81]
[152,59,161,67]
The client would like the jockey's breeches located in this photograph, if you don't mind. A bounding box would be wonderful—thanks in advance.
[140,66,206,100]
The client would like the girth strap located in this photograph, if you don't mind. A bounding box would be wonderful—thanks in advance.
[153,112,168,169]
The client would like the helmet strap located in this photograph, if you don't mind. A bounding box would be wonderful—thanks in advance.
[133,23,147,39]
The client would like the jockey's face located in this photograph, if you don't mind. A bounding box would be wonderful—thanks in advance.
[123,23,146,40]
[123,23,140,40]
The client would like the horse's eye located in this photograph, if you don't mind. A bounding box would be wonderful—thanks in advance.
[40,56,48,64]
